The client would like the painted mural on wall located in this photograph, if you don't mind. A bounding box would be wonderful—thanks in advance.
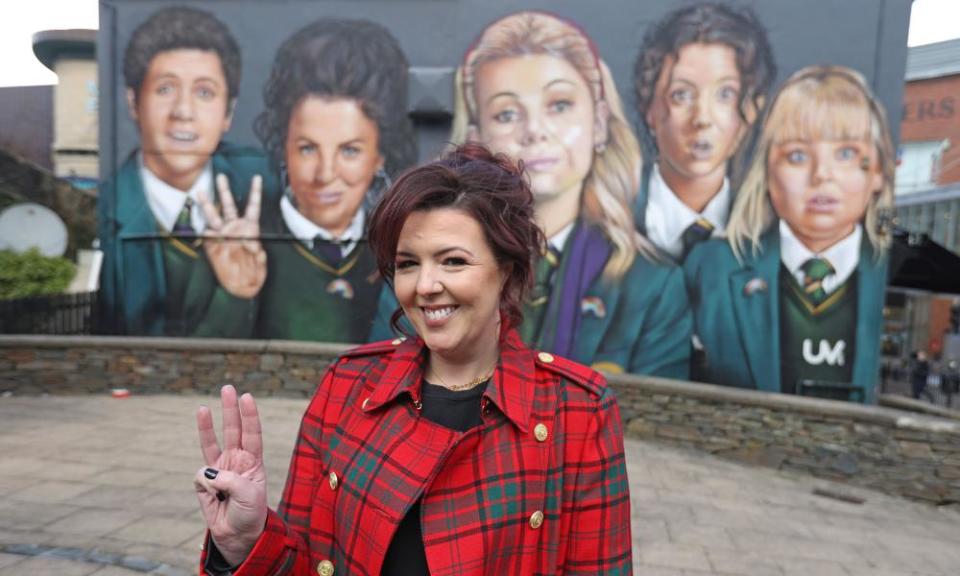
[98,1,900,404]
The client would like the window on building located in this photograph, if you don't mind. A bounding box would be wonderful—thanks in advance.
[896,140,946,194]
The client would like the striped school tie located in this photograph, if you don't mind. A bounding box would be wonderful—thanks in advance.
[801,257,835,305]
[312,235,342,266]
[520,245,561,344]
[172,198,195,236]
[680,217,714,259]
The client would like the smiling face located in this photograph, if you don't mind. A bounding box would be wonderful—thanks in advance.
[393,208,506,362]
[285,96,384,237]
[128,49,233,191]
[646,42,748,194]
[472,54,604,209]
[768,138,882,253]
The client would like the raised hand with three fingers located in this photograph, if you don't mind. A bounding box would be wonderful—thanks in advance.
[198,174,267,299]
[194,385,268,566]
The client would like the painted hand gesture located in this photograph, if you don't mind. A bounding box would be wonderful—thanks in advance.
[199,174,267,299]
[194,385,268,566]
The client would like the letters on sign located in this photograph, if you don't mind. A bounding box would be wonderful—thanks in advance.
[802,339,846,366]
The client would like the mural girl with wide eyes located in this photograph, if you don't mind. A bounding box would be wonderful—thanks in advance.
[254,18,416,342]
[684,66,894,404]
[449,10,691,378]
[633,2,776,263]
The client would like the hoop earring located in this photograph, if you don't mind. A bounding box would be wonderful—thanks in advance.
[377,167,393,190]
[280,162,296,205]
[595,142,607,154]
[363,167,393,213]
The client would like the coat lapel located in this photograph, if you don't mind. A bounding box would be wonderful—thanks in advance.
[633,165,652,234]
[852,242,887,403]
[729,233,781,392]
[552,223,611,361]
[573,270,620,368]
[114,154,167,335]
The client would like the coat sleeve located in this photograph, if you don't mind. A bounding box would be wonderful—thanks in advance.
[201,366,337,576]
[563,386,633,574]
[628,264,692,379]
[190,288,258,338]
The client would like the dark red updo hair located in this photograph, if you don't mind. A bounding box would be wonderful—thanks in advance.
[367,143,544,335]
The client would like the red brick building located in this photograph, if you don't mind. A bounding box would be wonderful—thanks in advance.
[889,38,960,363]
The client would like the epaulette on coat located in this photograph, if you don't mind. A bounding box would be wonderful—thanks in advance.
[338,337,408,360]
[533,350,607,398]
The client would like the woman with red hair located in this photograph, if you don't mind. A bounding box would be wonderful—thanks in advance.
[193,144,633,575]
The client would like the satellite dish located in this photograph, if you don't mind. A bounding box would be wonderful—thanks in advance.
[0,203,69,257]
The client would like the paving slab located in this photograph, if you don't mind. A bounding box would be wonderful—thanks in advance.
[0,555,102,576]
[1,394,958,575]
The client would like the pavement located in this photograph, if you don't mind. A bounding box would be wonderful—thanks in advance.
[0,394,958,576]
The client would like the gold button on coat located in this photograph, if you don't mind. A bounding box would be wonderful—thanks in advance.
[529,510,544,529]
[328,472,339,490]
[537,352,554,363]
[317,559,335,576]
[534,423,549,442]
[361,397,370,410]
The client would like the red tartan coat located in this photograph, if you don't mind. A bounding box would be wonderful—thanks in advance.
[201,330,632,575]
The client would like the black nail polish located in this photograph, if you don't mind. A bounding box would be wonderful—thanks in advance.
[216,491,226,502]
[204,468,218,480]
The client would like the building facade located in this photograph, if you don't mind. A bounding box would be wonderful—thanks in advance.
[888,38,960,362]
[32,29,98,189]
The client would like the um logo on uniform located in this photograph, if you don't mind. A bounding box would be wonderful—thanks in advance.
[802,339,846,366]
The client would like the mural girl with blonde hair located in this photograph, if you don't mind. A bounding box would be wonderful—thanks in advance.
[447,10,691,377]
[685,65,894,403]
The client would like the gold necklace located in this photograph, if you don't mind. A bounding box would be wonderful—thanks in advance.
[429,367,494,391]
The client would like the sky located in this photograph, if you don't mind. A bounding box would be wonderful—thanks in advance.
[0,0,958,87]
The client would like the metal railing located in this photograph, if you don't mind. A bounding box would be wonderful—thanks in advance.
[879,365,960,410]
[0,292,98,335]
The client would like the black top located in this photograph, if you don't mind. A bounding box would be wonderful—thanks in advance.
[204,379,488,576]
[381,379,488,576]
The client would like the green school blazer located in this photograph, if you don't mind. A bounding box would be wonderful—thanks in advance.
[255,206,382,343]
[97,143,278,337]
[683,230,888,404]
[368,221,692,379]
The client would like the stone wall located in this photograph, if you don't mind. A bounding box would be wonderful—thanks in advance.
[2,336,958,505]
[0,336,347,398]
[613,374,960,506]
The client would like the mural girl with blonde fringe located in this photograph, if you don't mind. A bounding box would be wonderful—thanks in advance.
[684,65,895,403]
[446,10,691,378]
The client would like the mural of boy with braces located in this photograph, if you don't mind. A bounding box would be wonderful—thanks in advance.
[684,66,895,404]
[97,6,277,336]
[633,2,775,262]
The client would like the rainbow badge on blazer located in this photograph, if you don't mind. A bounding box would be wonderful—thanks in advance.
[580,296,606,318]
[327,279,355,300]
[743,277,768,296]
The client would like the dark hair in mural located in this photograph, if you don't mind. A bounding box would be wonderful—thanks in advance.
[254,18,416,179]
[633,2,776,152]
[122,6,241,102]
[368,143,544,334]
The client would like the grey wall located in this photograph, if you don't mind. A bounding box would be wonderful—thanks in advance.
[99,0,912,179]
